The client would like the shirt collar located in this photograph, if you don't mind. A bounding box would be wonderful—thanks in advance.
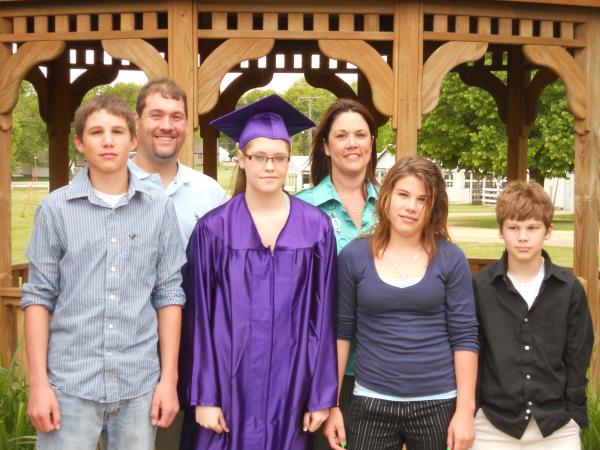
[65,167,149,202]
[491,249,570,283]
[128,155,191,185]
[310,175,378,207]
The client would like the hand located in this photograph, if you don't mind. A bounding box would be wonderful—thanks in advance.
[195,406,229,434]
[323,406,347,450]
[447,408,475,450]
[303,408,329,433]
[150,380,180,428]
[28,383,61,432]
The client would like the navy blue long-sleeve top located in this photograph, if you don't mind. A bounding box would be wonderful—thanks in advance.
[337,238,478,398]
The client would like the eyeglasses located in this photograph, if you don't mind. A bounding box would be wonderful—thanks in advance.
[244,153,290,167]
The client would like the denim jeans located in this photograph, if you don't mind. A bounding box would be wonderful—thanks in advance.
[36,389,156,450]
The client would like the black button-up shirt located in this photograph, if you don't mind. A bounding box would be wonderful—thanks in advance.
[473,250,594,439]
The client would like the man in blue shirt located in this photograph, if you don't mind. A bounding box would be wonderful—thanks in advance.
[129,78,226,244]
[22,95,186,450]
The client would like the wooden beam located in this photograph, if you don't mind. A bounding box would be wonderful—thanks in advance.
[506,47,528,181]
[0,112,11,288]
[393,1,422,159]
[47,50,70,191]
[573,12,599,379]
[169,0,197,167]
[102,39,168,80]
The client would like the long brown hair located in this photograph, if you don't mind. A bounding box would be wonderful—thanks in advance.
[310,98,378,187]
[370,156,450,259]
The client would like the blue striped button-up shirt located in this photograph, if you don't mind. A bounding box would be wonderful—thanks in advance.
[21,169,186,403]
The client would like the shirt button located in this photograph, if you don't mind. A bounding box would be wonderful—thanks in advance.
[526,409,531,414]
[108,324,114,329]
[111,237,116,243]
[106,352,113,357]
[528,401,533,406]
[110,266,116,272]
[525,415,530,420]
[110,294,116,300]
[524,318,529,322]
[524,345,530,350]
[525,374,531,380]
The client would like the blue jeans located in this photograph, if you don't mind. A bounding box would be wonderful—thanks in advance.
[36,389,156,450]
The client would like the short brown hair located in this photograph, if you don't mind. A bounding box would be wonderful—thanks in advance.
[370,156,450,259]
[309,98,379,188]
[136,78,187,117]
[496,180,554,229]
[74,95,136,139]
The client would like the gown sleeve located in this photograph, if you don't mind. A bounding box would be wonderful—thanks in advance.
[306,222,339,412]
[179,222,222,407]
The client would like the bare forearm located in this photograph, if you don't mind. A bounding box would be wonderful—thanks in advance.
[157,305,182,383]
[336,339,351,403]
[454,350,477,413]
[25,305,51,387]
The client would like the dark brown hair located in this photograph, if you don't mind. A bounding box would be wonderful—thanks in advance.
[136,78,187,117]
[74,95,136,139]
[370,156,450,259]
[495,180,554,229]
[309,98,378,187]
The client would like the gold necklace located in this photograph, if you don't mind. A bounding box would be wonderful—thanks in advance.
[387,244,422,280]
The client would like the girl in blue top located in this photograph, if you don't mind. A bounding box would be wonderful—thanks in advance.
[326,157,478,450]
[296,99,379,450]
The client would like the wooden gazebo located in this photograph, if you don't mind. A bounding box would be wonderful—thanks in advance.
[1,0,598,374]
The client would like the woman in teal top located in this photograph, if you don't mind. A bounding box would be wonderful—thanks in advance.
[296,98,379,450]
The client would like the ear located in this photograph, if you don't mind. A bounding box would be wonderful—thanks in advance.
[544,224,553,240]
[323,139,331,157]
[74,134,85,155]
[498,225,504,240]
[129,135,138,151]
[237,149,246,169]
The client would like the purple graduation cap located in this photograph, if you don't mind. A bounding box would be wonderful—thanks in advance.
[209,94,315,149]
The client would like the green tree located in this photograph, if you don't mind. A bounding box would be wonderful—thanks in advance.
[12,81,48,172]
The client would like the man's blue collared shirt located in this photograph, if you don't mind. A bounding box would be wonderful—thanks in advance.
[128,158,226,244]
[21,169,186,403]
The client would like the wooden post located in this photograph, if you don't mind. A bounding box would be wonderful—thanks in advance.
[0,114,12,289]
[169,0,197,167]
[47,50,71,192]
[0,42,12,288]
[574,15,600,378]
[393,2,423,159]
[200,121,218,181]
[506,47,529,181]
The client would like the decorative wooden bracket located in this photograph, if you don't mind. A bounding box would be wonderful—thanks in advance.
[523,45,586,120]
[0,41,65,115]
[458,70,507,122]
[318,39,393,117]
[422,41,488,115]
[102,39,168,80]
[197,39,275,116]
[525,67,558,125]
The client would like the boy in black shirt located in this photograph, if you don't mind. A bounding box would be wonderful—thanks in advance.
[472,180,593,449]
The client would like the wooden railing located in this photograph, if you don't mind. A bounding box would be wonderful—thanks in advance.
[0,286,25,367]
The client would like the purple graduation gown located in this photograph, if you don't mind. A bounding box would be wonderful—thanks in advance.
[179,193,338,450]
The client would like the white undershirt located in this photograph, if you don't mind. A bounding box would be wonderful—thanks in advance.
[507,258,545,310]
[94,190,126,208]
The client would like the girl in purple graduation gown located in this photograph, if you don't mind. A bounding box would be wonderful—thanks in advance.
[178,95,338,450]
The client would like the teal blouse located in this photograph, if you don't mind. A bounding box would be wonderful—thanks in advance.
[296,175,378,376]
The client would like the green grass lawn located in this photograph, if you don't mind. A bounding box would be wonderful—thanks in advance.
[11,188,49,264]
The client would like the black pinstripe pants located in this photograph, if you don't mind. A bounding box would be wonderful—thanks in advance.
[345,395,456,450]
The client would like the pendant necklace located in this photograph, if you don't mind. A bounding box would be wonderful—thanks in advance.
[388,244,422,280]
